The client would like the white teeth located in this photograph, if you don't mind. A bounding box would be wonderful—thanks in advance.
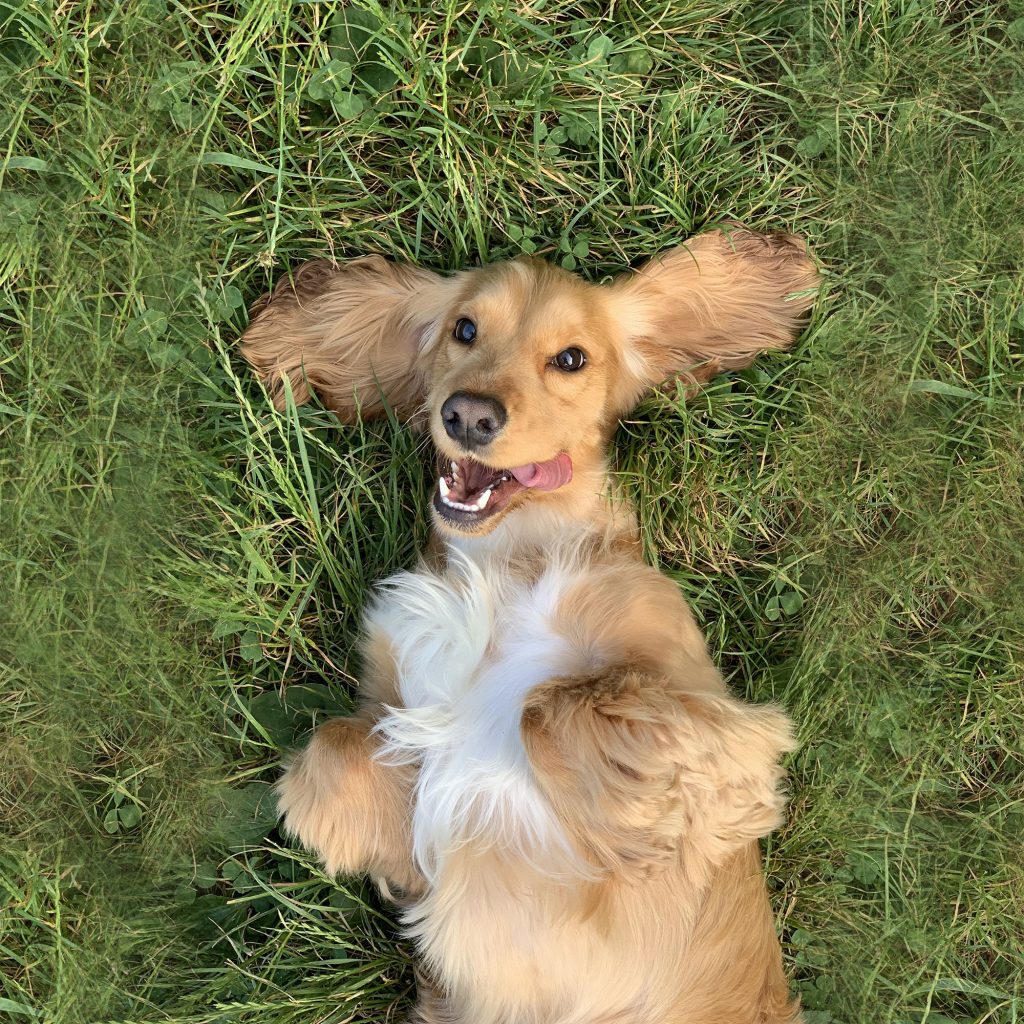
[437,471,496,515]
[438,486,492,514]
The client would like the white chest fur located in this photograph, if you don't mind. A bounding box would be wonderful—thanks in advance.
[368,546,594,881]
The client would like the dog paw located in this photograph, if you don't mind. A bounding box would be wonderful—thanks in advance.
[522,672,673,746]
[277,717,373,876]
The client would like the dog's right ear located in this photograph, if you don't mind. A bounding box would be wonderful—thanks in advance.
[240,257,458,423]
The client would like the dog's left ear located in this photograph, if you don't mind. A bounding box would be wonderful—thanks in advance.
[607,226,819,411]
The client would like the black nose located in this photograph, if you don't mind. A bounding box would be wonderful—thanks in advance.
[441,391,507,449]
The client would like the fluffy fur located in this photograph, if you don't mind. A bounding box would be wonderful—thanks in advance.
[244,226,819,1024]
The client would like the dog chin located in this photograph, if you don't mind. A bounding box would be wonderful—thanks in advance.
[430,493,519,536]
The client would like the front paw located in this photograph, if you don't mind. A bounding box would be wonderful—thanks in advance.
[523,671,796,875]
[277,717,374,876]
[521,672,674,760]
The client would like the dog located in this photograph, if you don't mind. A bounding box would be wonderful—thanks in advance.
[240,226,818,1024]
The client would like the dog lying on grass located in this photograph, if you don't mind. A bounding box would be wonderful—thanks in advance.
[240,226,818,1024]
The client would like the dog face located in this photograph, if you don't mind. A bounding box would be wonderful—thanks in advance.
[241,228,818,537]
[423,261,625,534]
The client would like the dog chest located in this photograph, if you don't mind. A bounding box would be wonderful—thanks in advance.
[367,551,592,877]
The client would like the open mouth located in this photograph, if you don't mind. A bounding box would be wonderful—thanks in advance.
[432,452,573,528]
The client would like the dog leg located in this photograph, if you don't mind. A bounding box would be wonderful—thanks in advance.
[407,967,459,1024]
[278,715,422,894]
[521,670,794,878]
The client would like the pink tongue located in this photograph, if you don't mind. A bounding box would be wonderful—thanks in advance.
[510,453,573,491]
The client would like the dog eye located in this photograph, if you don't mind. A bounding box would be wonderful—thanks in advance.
[453,318,477,344]
[553,347,586,372]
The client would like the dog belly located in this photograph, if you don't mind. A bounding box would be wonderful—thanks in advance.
[407,856,654,1024]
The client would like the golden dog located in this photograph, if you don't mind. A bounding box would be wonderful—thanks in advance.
[241,226,818,1024]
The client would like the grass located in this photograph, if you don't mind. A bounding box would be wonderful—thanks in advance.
[1,1,1022,1021]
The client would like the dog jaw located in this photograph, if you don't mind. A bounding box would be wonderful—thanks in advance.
[430,452,575,536]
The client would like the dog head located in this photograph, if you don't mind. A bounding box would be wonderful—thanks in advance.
[241,228,818,537]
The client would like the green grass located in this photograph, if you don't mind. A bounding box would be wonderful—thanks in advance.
[1,1,1022,1021]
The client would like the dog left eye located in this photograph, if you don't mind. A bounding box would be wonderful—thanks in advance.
[453,318,477,344]
[553,347,586,372]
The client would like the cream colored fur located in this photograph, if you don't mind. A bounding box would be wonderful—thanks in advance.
[243,226,818,1024]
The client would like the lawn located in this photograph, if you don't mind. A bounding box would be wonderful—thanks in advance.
[1,1,1022,1022]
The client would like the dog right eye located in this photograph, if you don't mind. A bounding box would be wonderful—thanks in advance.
[453,318,477,344]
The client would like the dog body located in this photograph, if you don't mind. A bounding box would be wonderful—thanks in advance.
[242,228,818,1024]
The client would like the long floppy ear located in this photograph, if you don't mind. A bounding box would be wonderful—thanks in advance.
[608,226,819,411]
[240,256,458,422]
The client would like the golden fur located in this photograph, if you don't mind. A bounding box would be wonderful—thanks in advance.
[243,226,818,1024]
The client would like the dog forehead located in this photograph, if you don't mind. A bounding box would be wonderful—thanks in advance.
[462,260,592,341]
